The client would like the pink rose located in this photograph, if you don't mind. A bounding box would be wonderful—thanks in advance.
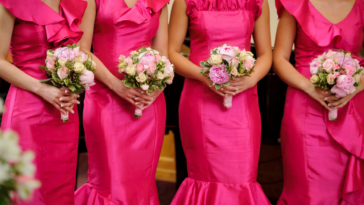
[161,56,168,62]
[166,72,174,84]
[156,55,161,63]
[148,63,157,73]
[230,58,240,71]
[345,65,356,76]
[79,53,89,63]
[164,64,174,75]
[46,60,55,70]
[124,57,133,65]
[80,70,95,90]
[136,64,145,74]
[244,56,255,71]
[310,59,322,74]
[141,84,149,91]
[57,66,69,80]
[322,59,335,72]
[325,50,336,59]
[327,72,339,85]
[46,55,56,62]
[217,44,238,61]
[333,64,340,71]
[331,75,356,97]
[73,46,80,57]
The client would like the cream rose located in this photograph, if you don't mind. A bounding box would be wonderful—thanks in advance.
[136,73,147,82]
[310,75,319,83]
[130,51,138,56]
[209,54,223,65]
[91,61,96,70]
[74,62,85,73]
[353,74,361,84]
[231,67,239,77]
[157,71,164,80]
[58,57,68,66]
[125,64,136,75]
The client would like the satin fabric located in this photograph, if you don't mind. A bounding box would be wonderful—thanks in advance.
[0,0,86,204]
[74,0,169,204]
[171,0,271,204]
[275,0,364,204]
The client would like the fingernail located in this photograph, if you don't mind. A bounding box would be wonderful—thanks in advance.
[59,98,62,101]
[135,98,138,100]
[71,110,75,114]
[151,98,154,100]
[324,97,327,101]
[61,104,63,107]
[328,104,331,106]
[221,88,224,90]
[235,88,238,91]
[77,101,80,104]
[65,90,68,93]
[135,102,140,105]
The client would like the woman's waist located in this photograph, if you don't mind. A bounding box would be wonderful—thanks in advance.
[13,60,49,80]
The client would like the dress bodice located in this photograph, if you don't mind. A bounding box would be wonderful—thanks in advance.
[93,0,169,79]
[276,0,364,78]
[186,0,263,65]
[0,0,86,80]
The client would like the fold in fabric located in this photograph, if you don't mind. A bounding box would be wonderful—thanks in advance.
[75,183,117,205]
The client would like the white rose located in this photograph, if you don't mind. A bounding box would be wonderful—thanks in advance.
[0,162,11,183]
[209,54,223,65]
[58,57,68,66]
[310,75,319,83]
[91,61,97,70]
[15,151,36,177]
[136,73,147,83]
[0,130,21,162]
[130,51,138,56]
[125,64,136,75]
[157,71,164,80]
[153,50,160,55]
[231,67,239,77]
[353,74,361,84]
[73,62,85,73]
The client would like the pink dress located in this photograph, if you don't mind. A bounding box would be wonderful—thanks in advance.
[0,0,86,204]
[74,0,169,204]
[171,0,271,204]
[276,0,364,204]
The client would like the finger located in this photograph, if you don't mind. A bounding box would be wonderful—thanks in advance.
[212,89,225,97]
[139,94,154,102]
[328,98,346,107]
[317,98,331,111]
[59,96,78,103]
[221,85,238,92]
[324,95,340,103]
[134,101,144,109]
[53,102,68,114]
[129,89,144,97]
[335,100,348,109]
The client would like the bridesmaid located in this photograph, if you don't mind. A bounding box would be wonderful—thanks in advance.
[0,0,86,204]
[273,0,364,204]
[74,0,169,204]
[169,0,272,204]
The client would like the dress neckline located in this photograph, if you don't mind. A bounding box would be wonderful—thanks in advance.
[122,0,140,9]
[38,0,62,15]
[308,0,357,25]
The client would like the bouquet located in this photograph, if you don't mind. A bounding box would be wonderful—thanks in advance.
[310,50,364,120]
[200,44,256,108]
[118,47,174,118]
[40,44,96,122]
[0,130,40,204]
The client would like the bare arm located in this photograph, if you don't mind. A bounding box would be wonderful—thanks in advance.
[152,5,168,56]
[0,5,75,114]
[273,8,331,110]
[226,0,272,95]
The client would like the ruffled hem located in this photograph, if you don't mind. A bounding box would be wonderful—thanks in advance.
[325,101,364,160]
[186,0,263,19]
[171,177,271,205]
[115,0,169,24]
[0,0,86,46]
[74,183,117,205]
[275,0,342,47]
[341,155,364,205]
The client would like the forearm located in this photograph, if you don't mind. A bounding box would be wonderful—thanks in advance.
[170,51,205,82]
[273,57,311,92]
[0,59,43,94]
[250,51,272,83]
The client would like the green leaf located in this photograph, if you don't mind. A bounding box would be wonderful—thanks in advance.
[124,80,133,88]
[215,84,222,90]
[69,85,76,92]
[40,78,52,83]
[223,82,229,86]
[200,61,207,67]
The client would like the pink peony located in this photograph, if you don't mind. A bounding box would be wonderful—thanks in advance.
[343,57,357,70]
[331,75,356,97]
[244,56,255,71]
[57,66,69,80]
[345,65,356,76]
[217,44,238,61]
[310,59,322,74]
[209,64,230,85]
[336,52,345,65]
[80,70,95,90]
[138,52,156,66]
[322,59,335,72]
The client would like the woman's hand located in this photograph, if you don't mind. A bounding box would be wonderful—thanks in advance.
[137,89,163,109]
[110,78,145,109]
[220,76,257,96]
[325,82,364,109]
[36,84,79,114]
[304,84,333,111]
[200,75,226,97]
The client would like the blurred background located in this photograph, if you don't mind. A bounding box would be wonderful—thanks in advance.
[0,1,363,205]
